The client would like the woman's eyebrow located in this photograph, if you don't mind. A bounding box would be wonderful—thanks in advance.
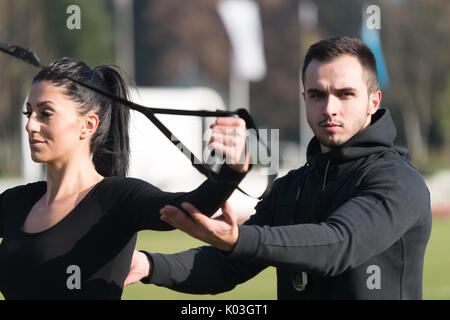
[25,101,55,108]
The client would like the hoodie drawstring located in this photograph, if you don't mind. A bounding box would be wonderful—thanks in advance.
[322,160,330,191]
[296,163,309,201]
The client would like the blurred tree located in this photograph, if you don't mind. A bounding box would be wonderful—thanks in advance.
[434,76,450,157]
[381,0,450,168]
[0,0,115,177]
[134,0,230,91]
[0,0,44,177]
[134,0,304,143]
[38,0,114,67]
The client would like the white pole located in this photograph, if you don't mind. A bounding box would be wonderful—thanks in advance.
[113,0,135,78]
[229,65,250,111]
[298,0,317,164]
[217,0,266,112]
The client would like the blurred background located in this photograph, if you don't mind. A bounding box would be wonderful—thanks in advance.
[0,0,449,300]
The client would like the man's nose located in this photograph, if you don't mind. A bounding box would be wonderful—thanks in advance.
[323,95,339,117]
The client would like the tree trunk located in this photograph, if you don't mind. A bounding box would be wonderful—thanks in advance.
[400,103,428,168]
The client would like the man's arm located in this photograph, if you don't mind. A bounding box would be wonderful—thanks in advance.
[160,164,431,277]
[124,247,267,294]
[143,247,267,294]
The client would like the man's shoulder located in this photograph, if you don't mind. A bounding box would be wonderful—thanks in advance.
[267,165,309,198]
[362,150,428,194]
[371,150,423,177]
[275,165,308,184]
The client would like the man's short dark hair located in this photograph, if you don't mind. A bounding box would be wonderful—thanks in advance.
[301,36,379,93]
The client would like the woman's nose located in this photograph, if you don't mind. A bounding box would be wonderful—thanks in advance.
[25,113,40,134]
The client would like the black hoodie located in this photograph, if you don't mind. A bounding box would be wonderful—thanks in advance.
[146,108,432,300]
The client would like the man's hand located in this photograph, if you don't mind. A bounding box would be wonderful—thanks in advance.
[124,250,151,287]
[209,117,249,173]
[160,201,239,252]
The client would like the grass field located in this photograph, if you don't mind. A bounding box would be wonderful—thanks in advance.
[122,217,450,300]
[422,218,450,299]
[0,218,449,300]
[121,230,277,300]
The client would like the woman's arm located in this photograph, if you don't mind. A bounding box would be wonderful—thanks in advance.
[121,164,248,232]
[121,116,251,233]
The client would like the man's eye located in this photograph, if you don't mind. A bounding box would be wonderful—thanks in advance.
[339,92,354,97]
[310,93,325,99]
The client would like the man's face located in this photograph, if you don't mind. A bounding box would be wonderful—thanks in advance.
[303,55,381,153]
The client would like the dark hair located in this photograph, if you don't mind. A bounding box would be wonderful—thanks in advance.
[301,36,379,93]
[32,57,131,177]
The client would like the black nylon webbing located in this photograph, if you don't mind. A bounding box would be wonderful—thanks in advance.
[0,42,277,200]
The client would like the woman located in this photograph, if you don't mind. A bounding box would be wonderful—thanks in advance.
[0,58,249,299]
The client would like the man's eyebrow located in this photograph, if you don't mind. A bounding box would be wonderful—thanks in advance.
[306,88,326,94]
[334,87,357,92]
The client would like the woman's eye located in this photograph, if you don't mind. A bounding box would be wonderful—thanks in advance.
[41,111,53,117]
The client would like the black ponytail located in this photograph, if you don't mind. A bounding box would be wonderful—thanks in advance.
[91,65,131,177]
[32,58,131,177]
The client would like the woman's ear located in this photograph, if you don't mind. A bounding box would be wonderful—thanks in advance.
[80,112,99,140]
[368,90,382,115]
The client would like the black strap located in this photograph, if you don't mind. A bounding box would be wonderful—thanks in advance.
[0,42,277,200]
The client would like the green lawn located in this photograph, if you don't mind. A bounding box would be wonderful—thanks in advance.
[121,230,277,300]
[423,218,450,299]
[123,218,450,300]
[0,218,449,300]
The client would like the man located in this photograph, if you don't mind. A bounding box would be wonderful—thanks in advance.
[126,36,432,299]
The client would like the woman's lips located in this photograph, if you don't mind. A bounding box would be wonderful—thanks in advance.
[29,139,45,146]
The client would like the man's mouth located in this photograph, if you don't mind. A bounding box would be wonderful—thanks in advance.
[321,122,341,127]
[319,121,343,132]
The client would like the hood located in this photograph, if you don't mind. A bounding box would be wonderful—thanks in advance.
[306,108,409,179]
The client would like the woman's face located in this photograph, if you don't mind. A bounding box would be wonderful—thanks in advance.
[25,81,87,164]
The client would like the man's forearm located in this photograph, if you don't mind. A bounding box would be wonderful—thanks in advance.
[141,246,266,295]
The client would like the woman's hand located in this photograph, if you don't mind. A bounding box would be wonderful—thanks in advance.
[124,250,151,287]
[209,117,249,173]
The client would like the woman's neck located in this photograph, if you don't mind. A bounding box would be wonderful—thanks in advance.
[44,156,104,205]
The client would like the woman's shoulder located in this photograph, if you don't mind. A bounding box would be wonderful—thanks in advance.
[1,181,46,199]
[98,176,164,203]
[101,176,161,193]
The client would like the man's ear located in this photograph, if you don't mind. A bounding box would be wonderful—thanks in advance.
[80,113,99,140]
[368,90,382,115]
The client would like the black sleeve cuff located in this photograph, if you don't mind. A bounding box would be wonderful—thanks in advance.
[139,250,155,284]
[226,224,260,259]
[209,163,250,186]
